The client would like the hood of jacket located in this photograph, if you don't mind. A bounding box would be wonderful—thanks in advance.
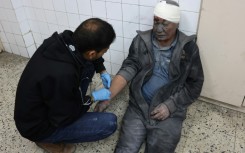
[42,30,85,67]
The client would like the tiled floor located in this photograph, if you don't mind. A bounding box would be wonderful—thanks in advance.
[0,51,245,153]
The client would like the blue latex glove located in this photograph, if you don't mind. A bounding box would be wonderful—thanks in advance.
[101,72,111,89]
[92,88,111,101]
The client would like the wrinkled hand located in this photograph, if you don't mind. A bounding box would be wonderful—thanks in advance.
[150,103,170,121]
[92,88,111,101]
[100,72,111,89]
[94,100,110,112]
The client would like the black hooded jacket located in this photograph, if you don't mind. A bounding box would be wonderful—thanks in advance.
[14,30,105,141]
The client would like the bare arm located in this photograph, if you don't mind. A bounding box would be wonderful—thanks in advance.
[93,74,127,112]
[109,75,127,99]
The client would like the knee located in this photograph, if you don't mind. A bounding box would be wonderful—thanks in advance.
[107,113,117,121]
[147,130,181,153]
[103,113,117,134]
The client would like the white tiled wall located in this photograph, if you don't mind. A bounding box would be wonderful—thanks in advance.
[0,0,202,75]
[0,0,31,57]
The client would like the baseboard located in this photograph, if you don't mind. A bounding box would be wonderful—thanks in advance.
[198,96,245,113]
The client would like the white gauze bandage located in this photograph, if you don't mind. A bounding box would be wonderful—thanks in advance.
[154,1,180,23]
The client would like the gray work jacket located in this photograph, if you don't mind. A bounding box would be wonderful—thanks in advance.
[117,29,204,123]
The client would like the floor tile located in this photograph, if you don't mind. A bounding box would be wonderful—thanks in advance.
[191,102,238,136]
[174,135,188,153]
[234,137,245,153]
[183,125,235,152]
[236,111,245,140]
[181,100,203,136]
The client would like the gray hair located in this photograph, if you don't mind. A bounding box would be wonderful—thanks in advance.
[161,0,179,7]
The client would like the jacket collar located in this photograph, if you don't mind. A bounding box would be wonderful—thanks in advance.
[136,29,196,50]
[170,30,197,80]
[136,29,197,80]
[137,30,153,53]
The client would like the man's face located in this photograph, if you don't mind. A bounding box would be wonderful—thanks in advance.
[153,16,178,42]
[94,48,108,60]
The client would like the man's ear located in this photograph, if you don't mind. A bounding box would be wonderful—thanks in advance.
[86,50,97,60]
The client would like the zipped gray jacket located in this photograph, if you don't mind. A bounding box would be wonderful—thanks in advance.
[117,29,204,123]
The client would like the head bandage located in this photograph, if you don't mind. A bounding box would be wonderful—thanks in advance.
[154,1,180,23]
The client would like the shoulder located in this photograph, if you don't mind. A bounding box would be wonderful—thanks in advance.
[136,30,152,40]
[177,31,198,52]
[131,30,152,46]
[178,31,197,43]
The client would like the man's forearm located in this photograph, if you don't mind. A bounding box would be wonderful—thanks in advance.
[110,75,127,99]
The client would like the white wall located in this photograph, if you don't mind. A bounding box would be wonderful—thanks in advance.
[0,0,33,57]
[0,0,202,75]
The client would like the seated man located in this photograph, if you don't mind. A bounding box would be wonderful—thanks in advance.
[94,1,204,153]
[14,18,116,153]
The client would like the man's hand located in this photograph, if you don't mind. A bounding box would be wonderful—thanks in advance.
[150,103,170,121]
[94,100,110,112]
[92,88,111,101]
[100,72,111,89]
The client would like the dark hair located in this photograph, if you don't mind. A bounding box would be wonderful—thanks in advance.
[165,0,179,7]
[72,18,116,53]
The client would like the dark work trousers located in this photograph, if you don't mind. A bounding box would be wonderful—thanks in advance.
[114,106,183,153]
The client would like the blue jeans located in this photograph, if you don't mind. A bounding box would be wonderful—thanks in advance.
[39,112,117,143]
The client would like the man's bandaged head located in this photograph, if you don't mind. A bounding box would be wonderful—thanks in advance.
[154,0,180,23]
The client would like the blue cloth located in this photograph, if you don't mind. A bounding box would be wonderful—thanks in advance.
[142,35,177,103]
[38,112,117,143]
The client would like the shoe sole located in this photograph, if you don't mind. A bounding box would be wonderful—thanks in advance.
[36,143,76,153]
